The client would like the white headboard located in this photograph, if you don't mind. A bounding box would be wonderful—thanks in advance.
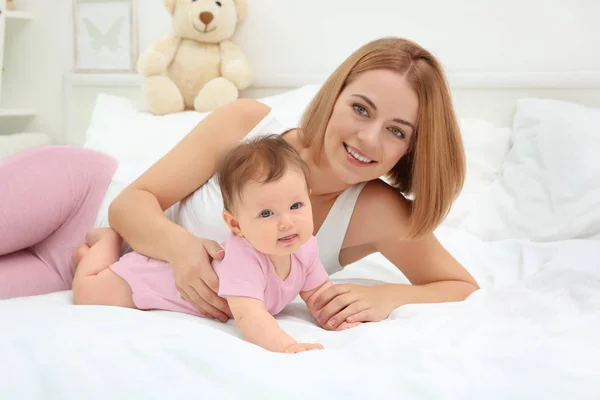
[63,0,600,146]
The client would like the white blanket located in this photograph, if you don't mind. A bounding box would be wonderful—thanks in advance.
[2,227,599,399]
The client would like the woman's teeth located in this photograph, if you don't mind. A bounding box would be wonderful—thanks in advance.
[344,144,373,163]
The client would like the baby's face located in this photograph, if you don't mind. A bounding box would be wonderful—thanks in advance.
[233,169,313,256]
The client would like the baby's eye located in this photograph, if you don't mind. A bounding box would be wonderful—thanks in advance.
[353,104,369,117]
[388,126,405,138]
[216,1,222,6]
[290,202,303,210]
[259,210,272,218]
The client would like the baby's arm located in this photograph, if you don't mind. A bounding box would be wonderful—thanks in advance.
[227,296,323,353]
[301,281,361,331]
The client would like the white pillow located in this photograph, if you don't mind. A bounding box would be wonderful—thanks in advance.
[84,94,208,171]
[257,84,321,127]
[459,98,600,241]
[443,119,512,227]
[84,85,322,169]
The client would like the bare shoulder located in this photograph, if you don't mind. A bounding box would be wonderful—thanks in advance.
[350,179,412,243]
[124,99,271,211]
[359,179,411,215]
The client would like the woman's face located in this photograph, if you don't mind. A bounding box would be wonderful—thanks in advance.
[323,68,419,185]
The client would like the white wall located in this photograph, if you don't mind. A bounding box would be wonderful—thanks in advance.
[235,0,600,81]
[1,0,72,141]
[2,0,600,144]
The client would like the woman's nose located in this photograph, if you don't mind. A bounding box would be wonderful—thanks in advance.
[356,124,380,146]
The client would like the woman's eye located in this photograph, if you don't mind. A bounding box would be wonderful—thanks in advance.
[260,210,272,218]
[290,202,302,210]
[388,127,405,138]
[353,104,369,117]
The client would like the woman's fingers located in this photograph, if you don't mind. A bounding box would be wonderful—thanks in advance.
[325,301,370,329]
[199,240,232,316]
[313,284,350,310]
[202,240,225,262]
[202,284,231,318]
[199,269,232,317]
[317,292,355,327]
[345,309,376,324]
[178,283,204,313]
[336,321,362,331]
[179,280,229,322]
[179,290,209,318]
[191,279,230,322]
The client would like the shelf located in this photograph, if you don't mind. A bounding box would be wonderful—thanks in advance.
[5,10,34,21]
[0,108,36,117]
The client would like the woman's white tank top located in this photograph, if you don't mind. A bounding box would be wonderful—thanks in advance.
[120,110,365,275]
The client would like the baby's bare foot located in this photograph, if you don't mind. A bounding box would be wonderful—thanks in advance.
[72,243,90,266]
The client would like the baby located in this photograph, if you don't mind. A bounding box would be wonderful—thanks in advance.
[72,135,359,354]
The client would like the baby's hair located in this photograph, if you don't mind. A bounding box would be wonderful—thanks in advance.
[217,134,310,212]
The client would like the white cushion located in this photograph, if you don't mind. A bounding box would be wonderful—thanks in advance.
[459,98,600,241]
[257,84,321,127]
[84,94,206,171]
[443,119,512,227]
[83,85,323,169]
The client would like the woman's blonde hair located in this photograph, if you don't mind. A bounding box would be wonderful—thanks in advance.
[299,37,465,238]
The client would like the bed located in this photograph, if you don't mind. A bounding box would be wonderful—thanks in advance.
[2,84,600,399]
[4,0,600,396]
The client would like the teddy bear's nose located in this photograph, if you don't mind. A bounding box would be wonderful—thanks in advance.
[199,12,214,25]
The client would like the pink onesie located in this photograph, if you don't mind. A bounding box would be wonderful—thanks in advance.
[109,233,329,316]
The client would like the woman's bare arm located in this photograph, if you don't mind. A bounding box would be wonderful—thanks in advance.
[364,181,479,296]
[311,180,479,328]
[108,99,270,262]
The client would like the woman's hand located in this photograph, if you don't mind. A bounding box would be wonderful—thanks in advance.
[170,237,232,322]
[312,284,398,330]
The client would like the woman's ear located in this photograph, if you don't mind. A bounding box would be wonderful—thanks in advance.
[164,0,177,15]
[223,210,243,236]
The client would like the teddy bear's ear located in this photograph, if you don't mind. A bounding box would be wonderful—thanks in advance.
[164,0,177,15]
[234,0,248,22]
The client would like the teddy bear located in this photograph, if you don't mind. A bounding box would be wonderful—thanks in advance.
[137,0,252,115]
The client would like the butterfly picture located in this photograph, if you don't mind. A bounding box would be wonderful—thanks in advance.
[83,16,124,54]
[74,0,137,72]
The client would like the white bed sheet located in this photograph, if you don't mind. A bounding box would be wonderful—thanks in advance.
[2,227,599,399]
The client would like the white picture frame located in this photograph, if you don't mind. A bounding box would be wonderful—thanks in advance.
[73,0,138,73]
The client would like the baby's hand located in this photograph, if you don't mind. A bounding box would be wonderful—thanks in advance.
[283,343,324,354]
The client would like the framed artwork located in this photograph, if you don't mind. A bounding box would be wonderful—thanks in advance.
[73,0,138,73]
